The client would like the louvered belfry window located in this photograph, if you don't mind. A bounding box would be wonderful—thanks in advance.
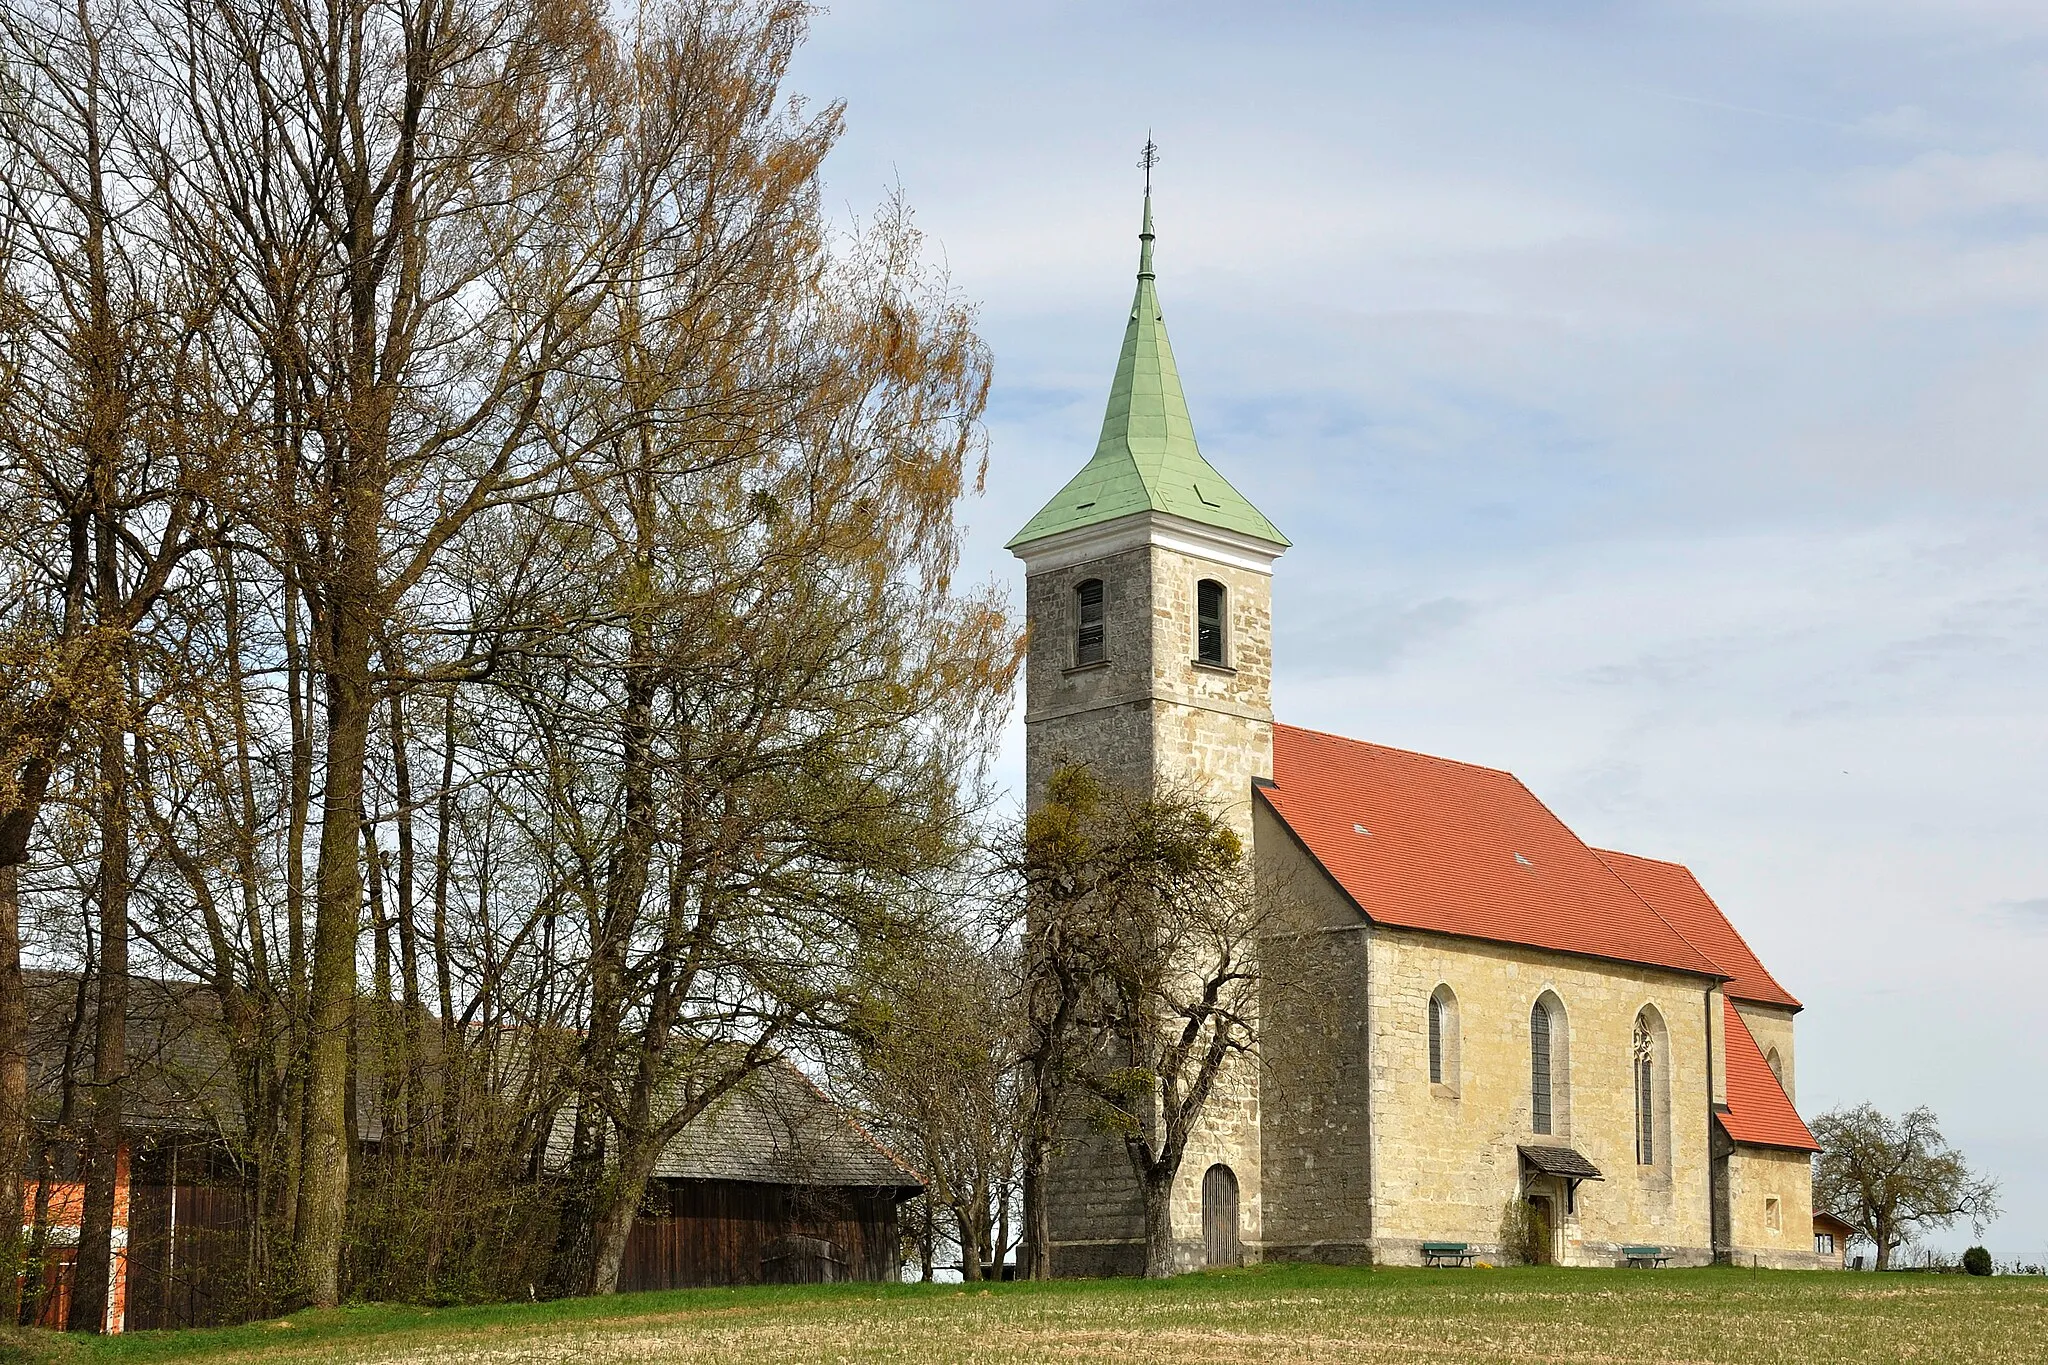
[1075,579,1106,665]
[1530,1003,1553,1134]
[1634,1018,1655,1165]
[1428,994,1444,1085]
[1197,579,1226,664]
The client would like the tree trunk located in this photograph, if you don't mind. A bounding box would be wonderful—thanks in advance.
[586,1142,663,1297]
[0,857,28,1324]
[386,694,423,1141]
[994,1179,1013,1279]
[1020,1148,1052,1280]
[955,1207,984,1281]
[297,597,375,1308]
[71,723,130,1334]
[430,689,458,1150]
[1140,1165,1177,1279]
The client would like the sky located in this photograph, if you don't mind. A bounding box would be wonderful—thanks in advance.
[787,0,2048,1260]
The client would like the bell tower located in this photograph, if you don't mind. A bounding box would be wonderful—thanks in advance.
[1008,164,1288,1274]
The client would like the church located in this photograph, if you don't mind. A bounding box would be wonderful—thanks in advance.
[1007,184,1824,1273]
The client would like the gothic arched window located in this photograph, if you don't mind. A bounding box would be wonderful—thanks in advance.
[1634,1016,1656,1165]
[1633,1005,1670,1170]
[1428,984,1460,1093]
[1530,1000,1554,1134]
[1196,579,1226,665]
[1075,578,1106,665]
[1429,993,1444,1084]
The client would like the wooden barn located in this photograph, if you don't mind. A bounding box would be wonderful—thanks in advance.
[607,1062,923,1291]
[17,974,921,1331]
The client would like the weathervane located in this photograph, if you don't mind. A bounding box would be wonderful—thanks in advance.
[1139,134,1160,194]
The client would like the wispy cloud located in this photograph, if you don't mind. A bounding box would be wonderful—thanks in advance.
[795,0,2048,1255]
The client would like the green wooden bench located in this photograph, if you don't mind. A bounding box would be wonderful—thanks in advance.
[1421,1241,1476,1267]
[1621,1244,1670,1268]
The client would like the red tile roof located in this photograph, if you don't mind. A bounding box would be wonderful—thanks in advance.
[1593,849,1802,1011]
[1262,725,1723,980]
[1717,998,1819,1152]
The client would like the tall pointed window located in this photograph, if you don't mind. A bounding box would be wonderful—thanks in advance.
[1634,1017,1656,1165]
[1428,994,1443,1084]
[1530,1001,1553,1135]
[1075,579,1105,665]
[1196,579,1226,665]
[1427,985,1459,1093]
[1633,1006,1669,1171]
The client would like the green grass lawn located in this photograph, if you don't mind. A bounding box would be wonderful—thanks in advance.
[4,1264,2043,1365]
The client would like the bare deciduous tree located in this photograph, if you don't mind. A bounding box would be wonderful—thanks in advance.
[1813,1103,2000,1270]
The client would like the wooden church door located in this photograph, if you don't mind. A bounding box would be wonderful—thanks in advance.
[1202,1164,1241,1268]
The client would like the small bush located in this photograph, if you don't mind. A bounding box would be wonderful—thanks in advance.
[1497,1198,1544,1267]
[1962,1246,1993,1277]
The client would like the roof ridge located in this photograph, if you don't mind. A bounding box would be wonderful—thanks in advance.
[1589,849,1734,991]
[1590,846,1685,871]
[1594,848,1801,1010]
[1271,721,1518,779]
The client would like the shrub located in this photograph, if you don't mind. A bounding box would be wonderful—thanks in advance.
[1963,1246,1993,1277]
[1498,1198,1545,1266]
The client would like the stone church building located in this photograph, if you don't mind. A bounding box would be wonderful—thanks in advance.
[1008,188,1823,1274]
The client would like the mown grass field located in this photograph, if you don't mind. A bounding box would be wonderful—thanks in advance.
[4,1264,2043,1365]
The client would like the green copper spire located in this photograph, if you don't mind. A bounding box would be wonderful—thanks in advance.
[1007,175,1287,551]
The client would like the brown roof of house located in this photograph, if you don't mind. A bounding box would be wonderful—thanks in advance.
[646,1062,922,1190]
[26,972,919,1189]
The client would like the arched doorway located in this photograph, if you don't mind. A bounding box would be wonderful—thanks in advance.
[1201,1164,1240,1269]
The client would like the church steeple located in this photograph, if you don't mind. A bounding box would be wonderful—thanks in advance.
[1007,166,1287,551]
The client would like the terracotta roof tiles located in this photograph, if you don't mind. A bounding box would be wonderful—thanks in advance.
[1717,998,1820,1152]
[1262,725,1724,980]
[1594,849,1801,1011]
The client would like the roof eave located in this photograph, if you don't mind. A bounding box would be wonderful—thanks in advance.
[1011,507,1288,575]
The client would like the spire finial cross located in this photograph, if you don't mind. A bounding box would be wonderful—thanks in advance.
[1139,134,1160,194]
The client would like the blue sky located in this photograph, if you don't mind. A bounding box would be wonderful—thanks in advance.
[791,1,2048,1259]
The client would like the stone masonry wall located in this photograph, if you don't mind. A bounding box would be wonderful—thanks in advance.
[1734,1002,1798,1105]
[1257,799,1373,1263]
[1145,545,1272,1268]
[1365,928,1721,1267]
[1725,1144,1824,1270]
[1023,530,1275,1273]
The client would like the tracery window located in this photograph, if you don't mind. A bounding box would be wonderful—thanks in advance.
[1634,1017,1656,1165]
[1075,579,1106,665]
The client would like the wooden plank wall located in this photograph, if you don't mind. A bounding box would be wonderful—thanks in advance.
[124,1182,255,1331]
[619,1181,902,1291]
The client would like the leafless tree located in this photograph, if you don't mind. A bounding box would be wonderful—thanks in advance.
[1813,1103,2001,1270]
